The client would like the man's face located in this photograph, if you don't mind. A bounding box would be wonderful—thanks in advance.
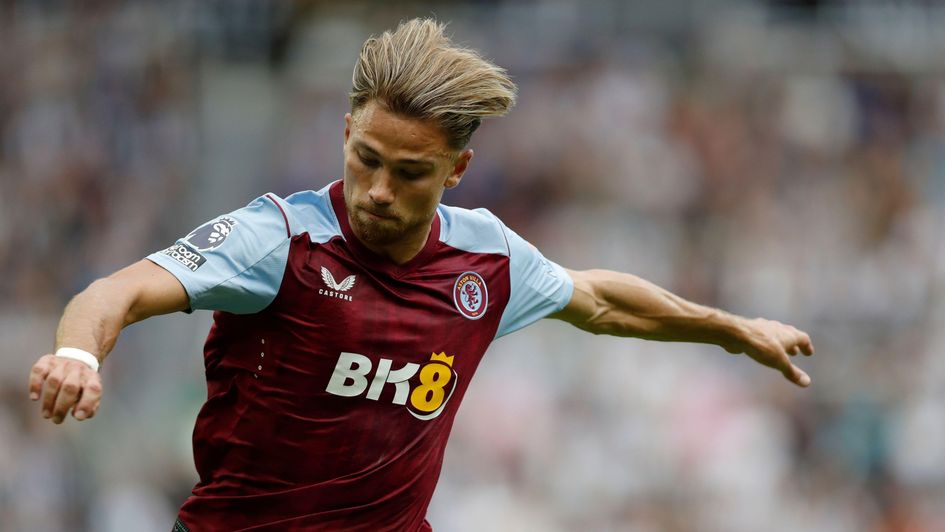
[343,100,472,254]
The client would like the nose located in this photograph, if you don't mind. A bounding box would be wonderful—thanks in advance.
[368,171,395,206]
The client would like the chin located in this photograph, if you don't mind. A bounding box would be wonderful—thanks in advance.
[353,215,404,245]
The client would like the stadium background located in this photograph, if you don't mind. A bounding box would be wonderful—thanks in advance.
[2,0,944,530]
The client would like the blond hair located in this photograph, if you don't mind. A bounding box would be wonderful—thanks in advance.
[350,18,517,149]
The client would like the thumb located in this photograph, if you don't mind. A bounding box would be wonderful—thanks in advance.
[782,362,811,387]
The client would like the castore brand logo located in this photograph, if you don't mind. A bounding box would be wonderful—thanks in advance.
[319,266,356,301]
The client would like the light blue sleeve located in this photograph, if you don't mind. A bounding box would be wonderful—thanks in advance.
[495,222,574,338]
[146,194,293,314]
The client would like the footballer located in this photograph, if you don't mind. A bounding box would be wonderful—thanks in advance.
[28,18,814,531]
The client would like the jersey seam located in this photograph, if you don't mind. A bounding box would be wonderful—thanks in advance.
[266,193,292,238]
[192,236,291,311]
[323,185,345,241]
[435,206,511,257]
[495,216,513,338]
[436,240,510,260]
[498,218,512,257]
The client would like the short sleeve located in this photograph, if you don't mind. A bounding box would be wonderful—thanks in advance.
[146,194,293,314]
[495,223,574,338]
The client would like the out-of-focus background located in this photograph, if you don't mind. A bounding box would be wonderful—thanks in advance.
[2,0,943,530]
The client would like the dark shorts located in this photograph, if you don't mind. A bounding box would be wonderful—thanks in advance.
[173,516,433,531]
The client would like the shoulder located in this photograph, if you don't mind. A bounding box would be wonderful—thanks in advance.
[437,203,509,256]
[268,184,343,244]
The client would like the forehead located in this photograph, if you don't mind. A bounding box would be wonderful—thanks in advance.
[350,101,452,161]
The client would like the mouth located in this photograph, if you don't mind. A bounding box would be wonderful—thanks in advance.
[359,207,396,221]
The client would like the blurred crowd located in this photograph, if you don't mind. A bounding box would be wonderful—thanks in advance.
[1,1,944,531]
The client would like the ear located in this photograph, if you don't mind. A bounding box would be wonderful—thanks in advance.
[444,149,473,189]
[344,113,353,145]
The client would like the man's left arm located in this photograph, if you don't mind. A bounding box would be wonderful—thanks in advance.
[550,269,814,387]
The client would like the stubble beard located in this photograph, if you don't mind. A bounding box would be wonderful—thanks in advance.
[353,211,399,245]
[349,207,410,245]
[350,206,435,251]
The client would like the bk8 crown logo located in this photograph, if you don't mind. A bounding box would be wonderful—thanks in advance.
[325,351,458,421]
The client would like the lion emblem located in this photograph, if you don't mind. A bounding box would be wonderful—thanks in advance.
[463,282,479,309]
[186,217,237,251]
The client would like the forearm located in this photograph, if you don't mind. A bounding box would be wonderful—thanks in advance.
[31,260,189,423]
[555,268,814,387]
[54,260,188,363]
[54,278,137,362]
[560,269,746,349]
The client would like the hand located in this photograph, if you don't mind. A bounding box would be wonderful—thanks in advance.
[28,354,103,423]
[724,318,815,387]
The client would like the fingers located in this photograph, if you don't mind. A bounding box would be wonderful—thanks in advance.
[780,358,811,387]
[783,327,814,358]
[784,325,814,356]
[73,373,103,420]
[37,358,100,423]
[28,354,55,400]
[798,332,814,356]
[745,319,814,387]
[51,369,83,424]
[774,332,812,387]
[40,362,68,419]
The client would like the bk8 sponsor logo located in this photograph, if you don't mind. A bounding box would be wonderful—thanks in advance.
[325,352,457,420]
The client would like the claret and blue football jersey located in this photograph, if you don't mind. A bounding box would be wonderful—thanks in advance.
[147,180,573,531]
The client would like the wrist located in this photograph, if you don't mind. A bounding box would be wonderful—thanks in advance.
[718,313,752,354]
[54,347,100,372]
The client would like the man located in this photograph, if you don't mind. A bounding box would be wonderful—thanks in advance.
[28,18,814,531]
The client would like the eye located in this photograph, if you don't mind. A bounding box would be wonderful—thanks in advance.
[357,152,380,168]
[398,168,427,180]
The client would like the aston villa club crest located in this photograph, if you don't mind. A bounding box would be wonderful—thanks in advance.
[453,271,487,320]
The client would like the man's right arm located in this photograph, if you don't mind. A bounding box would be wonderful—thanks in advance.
[28,259,188,424]
[30,192,299,425]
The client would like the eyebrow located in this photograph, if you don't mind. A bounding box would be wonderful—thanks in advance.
[353,141,435,167]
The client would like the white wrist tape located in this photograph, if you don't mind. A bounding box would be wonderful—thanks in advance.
[55,347,100,372]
